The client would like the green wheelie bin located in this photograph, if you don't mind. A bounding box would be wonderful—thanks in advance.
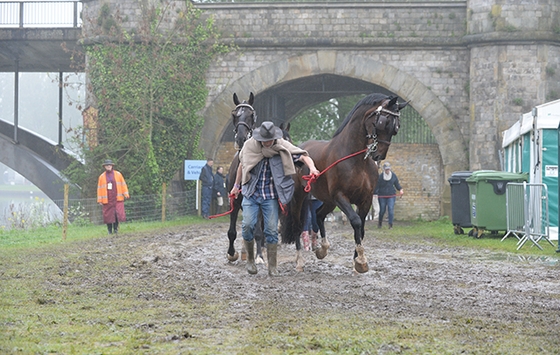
[466,171,528,238]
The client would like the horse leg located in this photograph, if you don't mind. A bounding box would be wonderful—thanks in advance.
[227,205,241,262]
[255,211,265,264]
[353,208,370,274]
[314,204,334,260]
[295,229,305,272]
[335,197,368,273]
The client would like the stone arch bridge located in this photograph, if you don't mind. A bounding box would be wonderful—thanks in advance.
[2,0,559,216]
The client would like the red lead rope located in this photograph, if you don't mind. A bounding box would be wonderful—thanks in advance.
[302,148,367,192]
[208,193,237,219]
[209,148,368,218]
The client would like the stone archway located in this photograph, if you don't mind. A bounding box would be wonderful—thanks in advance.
[200,50,469,178]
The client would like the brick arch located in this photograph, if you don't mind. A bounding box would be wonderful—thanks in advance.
[200,51,468,176]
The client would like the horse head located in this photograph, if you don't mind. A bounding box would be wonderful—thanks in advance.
[279,122,292,143]
[363,96,409,161]
[232,92,257,150]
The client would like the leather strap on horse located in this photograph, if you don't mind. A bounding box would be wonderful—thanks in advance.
[302,148,368,193]
[209,193,237,219]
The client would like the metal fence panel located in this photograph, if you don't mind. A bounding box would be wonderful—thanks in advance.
[53,190,198,226]
[504,182,554,250]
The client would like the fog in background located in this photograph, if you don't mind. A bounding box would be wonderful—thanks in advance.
[0,72,85,153]
[0,72,85,213]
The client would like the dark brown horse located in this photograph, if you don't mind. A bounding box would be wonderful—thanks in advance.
[281,93,408,273]
[224,93,292,262]
[226,92,257,261]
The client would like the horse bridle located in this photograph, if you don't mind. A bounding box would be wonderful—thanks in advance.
[364,105,401,160]
[232,103,257,141]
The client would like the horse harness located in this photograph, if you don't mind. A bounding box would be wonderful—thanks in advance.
[232,103,257,149]
[364,104,401,160]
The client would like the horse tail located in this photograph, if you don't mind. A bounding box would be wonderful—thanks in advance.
[280,187,307,244]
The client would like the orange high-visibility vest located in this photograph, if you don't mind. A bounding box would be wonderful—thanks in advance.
[97,171,129,204]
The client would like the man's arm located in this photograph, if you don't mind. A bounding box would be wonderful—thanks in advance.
[299,155,320,177]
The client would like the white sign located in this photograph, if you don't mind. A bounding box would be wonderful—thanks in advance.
[545,165,558,178]
[184,160,206,180]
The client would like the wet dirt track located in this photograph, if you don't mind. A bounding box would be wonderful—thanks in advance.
[121,219,560,329]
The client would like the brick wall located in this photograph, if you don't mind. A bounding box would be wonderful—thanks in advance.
[384,143,444,221]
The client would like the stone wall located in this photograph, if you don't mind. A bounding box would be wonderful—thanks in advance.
[79,0,559,219]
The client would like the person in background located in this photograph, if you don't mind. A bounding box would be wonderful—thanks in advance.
[301,194,323,251]
[230,121,320,276]
[198,158,214,219]
[374,162,403,229]
[369,161,380,222]
[213,166,227,214]
[97,159,129,234]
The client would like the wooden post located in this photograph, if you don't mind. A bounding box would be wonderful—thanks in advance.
[63,184,69,240]
[161,182,166,223]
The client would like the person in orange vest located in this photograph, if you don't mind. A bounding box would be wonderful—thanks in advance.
[97,159,129,234]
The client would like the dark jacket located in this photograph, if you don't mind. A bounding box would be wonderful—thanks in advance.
[374,172,402,197]
[212,172,227,198]
[199,164,214,188]
[242,155,295,205]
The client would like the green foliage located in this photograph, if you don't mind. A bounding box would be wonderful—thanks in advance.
[290,94,435,145]
[66,1,229,197]
[289,95,363,144]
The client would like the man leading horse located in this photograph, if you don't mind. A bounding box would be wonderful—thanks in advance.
[230,121,320,276]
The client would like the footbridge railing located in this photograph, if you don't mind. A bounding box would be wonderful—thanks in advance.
[0,1,82,28]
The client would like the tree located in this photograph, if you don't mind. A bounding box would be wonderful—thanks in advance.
[289,95,365,145]
[64,1,229,197]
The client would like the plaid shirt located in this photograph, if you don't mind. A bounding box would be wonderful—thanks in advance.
[253,155,301,200]
[254,158,277,200]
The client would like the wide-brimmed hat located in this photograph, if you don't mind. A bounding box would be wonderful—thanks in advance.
[252,121,282,142]
[382,162,391,170]
[102,159,114,166]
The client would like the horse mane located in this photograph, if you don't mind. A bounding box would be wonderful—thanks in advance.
[332,93,391,138]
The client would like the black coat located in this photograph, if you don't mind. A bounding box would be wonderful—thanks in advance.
[199,164,214,188]
[212,172,227,198]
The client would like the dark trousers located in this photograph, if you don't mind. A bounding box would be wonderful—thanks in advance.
[201,186,212,217]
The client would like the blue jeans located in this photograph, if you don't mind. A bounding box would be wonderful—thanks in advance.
[303,199,323,233]
[201,186,212,217]
[378,196,396,225]
[242,195,279,244]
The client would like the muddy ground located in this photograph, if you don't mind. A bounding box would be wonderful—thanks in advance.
[126,219,560,329]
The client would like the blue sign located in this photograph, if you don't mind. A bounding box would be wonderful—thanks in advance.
[184,160,207,180]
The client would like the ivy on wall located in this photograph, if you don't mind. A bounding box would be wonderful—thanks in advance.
[65,1,229,197]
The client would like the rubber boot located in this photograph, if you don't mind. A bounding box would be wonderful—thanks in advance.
[244,240,257,275]
[302,231,310,251]
[311,231,318,250]
[378,220,382,229]
[267,243,279,277]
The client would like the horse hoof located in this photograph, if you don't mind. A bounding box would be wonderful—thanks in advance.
[354,245,368,273]
[315,242,330,259]
[354,260,369,273]
[227,251,239,262]
[255,255,264,265]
